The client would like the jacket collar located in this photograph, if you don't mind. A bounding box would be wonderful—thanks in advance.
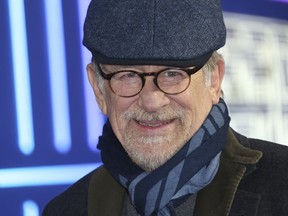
[193,128,263,216]
[88,166,126,216]
[88,128,263,216]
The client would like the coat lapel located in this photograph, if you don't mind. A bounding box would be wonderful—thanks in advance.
[194,129,262,216]
[88,167,125,216]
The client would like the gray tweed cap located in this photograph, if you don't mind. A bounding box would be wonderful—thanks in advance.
[83,0,226,67]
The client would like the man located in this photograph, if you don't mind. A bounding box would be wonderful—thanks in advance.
[43,0,288,215]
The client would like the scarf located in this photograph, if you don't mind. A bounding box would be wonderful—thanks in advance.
[98,98,230,215]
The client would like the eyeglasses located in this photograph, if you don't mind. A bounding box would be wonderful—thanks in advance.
[97,63,203,97]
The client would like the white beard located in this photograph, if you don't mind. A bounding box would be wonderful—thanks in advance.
[119,106,192,171]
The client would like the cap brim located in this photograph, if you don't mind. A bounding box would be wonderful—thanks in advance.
[92,50,213,68]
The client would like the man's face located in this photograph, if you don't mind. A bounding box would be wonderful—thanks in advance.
[88,63,223,171]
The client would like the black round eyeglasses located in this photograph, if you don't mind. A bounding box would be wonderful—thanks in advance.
[97,63,203,97]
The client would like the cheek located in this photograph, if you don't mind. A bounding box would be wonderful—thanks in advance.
[106,96,135,117]
[106,96,137,137]
[171,82,213,129]
[176,82,211,109]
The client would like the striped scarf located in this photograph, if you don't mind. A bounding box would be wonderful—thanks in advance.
[98,98,230,215]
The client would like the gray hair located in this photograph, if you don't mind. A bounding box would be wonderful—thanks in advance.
[91,59,105,92]
[202,51,223,86]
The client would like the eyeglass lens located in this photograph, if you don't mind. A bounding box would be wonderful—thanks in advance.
[109,69,190,97]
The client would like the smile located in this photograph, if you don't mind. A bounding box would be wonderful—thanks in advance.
[135,119,174,128]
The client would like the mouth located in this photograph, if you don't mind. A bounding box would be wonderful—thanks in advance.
[135,119,174,129]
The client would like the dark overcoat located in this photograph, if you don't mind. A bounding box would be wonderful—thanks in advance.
[43,129,288,216]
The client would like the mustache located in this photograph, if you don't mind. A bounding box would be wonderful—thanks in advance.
[122,106,185,122]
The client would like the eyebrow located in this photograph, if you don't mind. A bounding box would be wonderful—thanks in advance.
[101,64,186,72]
[101,64,137,72]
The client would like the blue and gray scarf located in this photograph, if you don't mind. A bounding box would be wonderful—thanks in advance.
[98,98,230,215]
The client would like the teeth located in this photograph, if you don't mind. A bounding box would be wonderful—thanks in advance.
[137,120,171,127]
[139,122,163,127]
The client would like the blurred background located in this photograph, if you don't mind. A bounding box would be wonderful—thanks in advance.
[0,0,287,215]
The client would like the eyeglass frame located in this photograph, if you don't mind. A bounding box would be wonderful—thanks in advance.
[96,63,204,97]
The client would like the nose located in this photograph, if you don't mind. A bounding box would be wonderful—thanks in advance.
[137,77,170,113]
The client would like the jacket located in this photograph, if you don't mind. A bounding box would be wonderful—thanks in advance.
[43,129,288,216]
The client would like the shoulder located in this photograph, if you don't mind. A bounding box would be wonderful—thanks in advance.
[246,136,288,185]
[42,166,104,216]
[233,130,288,177]
[232,130,288,213]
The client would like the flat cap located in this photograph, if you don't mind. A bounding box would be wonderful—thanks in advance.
[83,0,226,67]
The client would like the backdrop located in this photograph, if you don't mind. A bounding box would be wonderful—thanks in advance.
[0,0,288,215]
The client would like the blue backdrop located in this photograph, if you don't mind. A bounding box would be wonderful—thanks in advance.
[0,0,287,215]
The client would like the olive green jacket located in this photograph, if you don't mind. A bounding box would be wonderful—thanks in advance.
[43,129,288,216]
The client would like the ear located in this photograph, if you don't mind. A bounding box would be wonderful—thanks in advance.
[87,63,108,115]
[210,59,225,104]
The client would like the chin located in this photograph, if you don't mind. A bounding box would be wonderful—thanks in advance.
[122,132,189,171]
[127,142,182,171]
